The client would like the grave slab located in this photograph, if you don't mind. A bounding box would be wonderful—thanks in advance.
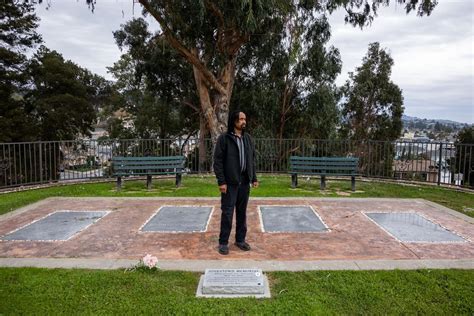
[365,212,466,243]
[141,206,213,232]
[260,206,328,232]
[196,269,271,298]
[1,211,108,241]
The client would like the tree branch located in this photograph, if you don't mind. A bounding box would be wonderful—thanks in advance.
[182,100,199,113]
[138,0,227,95]
[204,0,226,54]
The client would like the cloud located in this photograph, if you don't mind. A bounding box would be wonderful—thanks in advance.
[34,0,473,123]
[328,0,473,123]
[35,0,160,80]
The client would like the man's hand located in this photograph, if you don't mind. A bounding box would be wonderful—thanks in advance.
[252,181,259,188]
[219,184,227,194]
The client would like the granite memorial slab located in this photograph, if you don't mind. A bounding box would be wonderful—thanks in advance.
[141,206,213,232]
[1,211,108,241]
[259,205,328,232]
[196,269,271,298]
[365,212,466,242]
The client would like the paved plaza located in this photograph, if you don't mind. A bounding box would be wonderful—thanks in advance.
[0,197,473,270]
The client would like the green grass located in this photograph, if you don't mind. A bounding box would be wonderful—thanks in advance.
[1,174,473,217]
[0,268,472,314]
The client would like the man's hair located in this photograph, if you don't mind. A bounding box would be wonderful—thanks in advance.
[227,110,244,134]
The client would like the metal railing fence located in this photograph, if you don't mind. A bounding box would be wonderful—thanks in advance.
[1,138,472,189]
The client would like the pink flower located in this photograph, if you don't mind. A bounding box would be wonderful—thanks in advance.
[142,254,158,268]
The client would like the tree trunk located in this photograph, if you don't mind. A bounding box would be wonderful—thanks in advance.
[278,83,291,142]
[196,60,236,143]
[198,115,207,173]
[277,83,292,166]
[214,57,236,137]
[192,55,237,172]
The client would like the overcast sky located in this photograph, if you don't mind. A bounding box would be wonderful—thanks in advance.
[35,0,473,124]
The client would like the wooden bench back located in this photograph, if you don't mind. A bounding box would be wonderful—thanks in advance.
[112,156,185,176]
[289,156,358,176]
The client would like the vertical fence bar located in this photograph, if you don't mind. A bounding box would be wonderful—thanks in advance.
[13,144,17,185]
[457,144,464,186]
[1,144,5,186]
[468,146,472,187]
[39,142,43,183]
[437,142,443,186]
[22,143,26,185]
[461,144,467,186]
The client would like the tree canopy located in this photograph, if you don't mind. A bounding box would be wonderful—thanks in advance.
[0,1,113,141]
[0,1,42,142]
[232,10,342,140]
[107,18,198,139]
[340,42,404,142]
[27,46,104,140]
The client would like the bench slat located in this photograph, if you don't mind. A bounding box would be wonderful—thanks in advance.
[112,156,184,161]
[289,172,357,176]
[290,165,358,171]
[290,156,358,162]
[290,161,358,167]
[113,160,184,165]
[113,171,181,176]
[114,162,184,168]
[114,161,184,167]
[114,165,183,171]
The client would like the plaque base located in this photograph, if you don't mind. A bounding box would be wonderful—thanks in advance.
[196,269,271,298]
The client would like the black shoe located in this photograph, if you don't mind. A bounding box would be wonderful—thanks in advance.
[218,244,229,255]
[234,241,251,251]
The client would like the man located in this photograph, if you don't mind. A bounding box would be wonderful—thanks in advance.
[213,110,259,255]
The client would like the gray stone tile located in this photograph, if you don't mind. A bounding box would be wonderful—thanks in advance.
[141,206,213,232]
[260,206,328,232]
[365,212,466,242]
[1,211,108,241]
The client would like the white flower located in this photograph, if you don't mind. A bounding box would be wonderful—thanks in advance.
[142,253,158,268]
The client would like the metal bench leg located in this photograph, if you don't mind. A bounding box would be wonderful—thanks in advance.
[117,177,122,191]
[321,175,326,190]
[147,175,152,190]
[291,174,298,188]
[351,176,356,191]
[176,173,182,187]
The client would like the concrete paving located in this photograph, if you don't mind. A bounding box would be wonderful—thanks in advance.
[0,257,473,271]
[0,197,473,271]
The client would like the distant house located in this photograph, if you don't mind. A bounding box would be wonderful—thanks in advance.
[392,159,450,183]
[413,136,431,143]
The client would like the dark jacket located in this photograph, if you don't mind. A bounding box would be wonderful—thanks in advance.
[213,132,258,185]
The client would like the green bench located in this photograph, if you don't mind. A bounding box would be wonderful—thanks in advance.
[289,156,359,191]
[111,156,185,190]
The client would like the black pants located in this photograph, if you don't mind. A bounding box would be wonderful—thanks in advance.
[219,177,250,245]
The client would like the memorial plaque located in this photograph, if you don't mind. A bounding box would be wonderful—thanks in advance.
[196,269,270,298]
[365,212,466,242]
[1,211,108,241]
[202,269,264,294]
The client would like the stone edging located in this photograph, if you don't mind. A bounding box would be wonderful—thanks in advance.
[0,258,473,271]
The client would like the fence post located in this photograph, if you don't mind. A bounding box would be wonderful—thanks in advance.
[39,142,43,183]
[437,142,443,186]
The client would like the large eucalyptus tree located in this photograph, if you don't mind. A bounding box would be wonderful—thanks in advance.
[34,0,438,145]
